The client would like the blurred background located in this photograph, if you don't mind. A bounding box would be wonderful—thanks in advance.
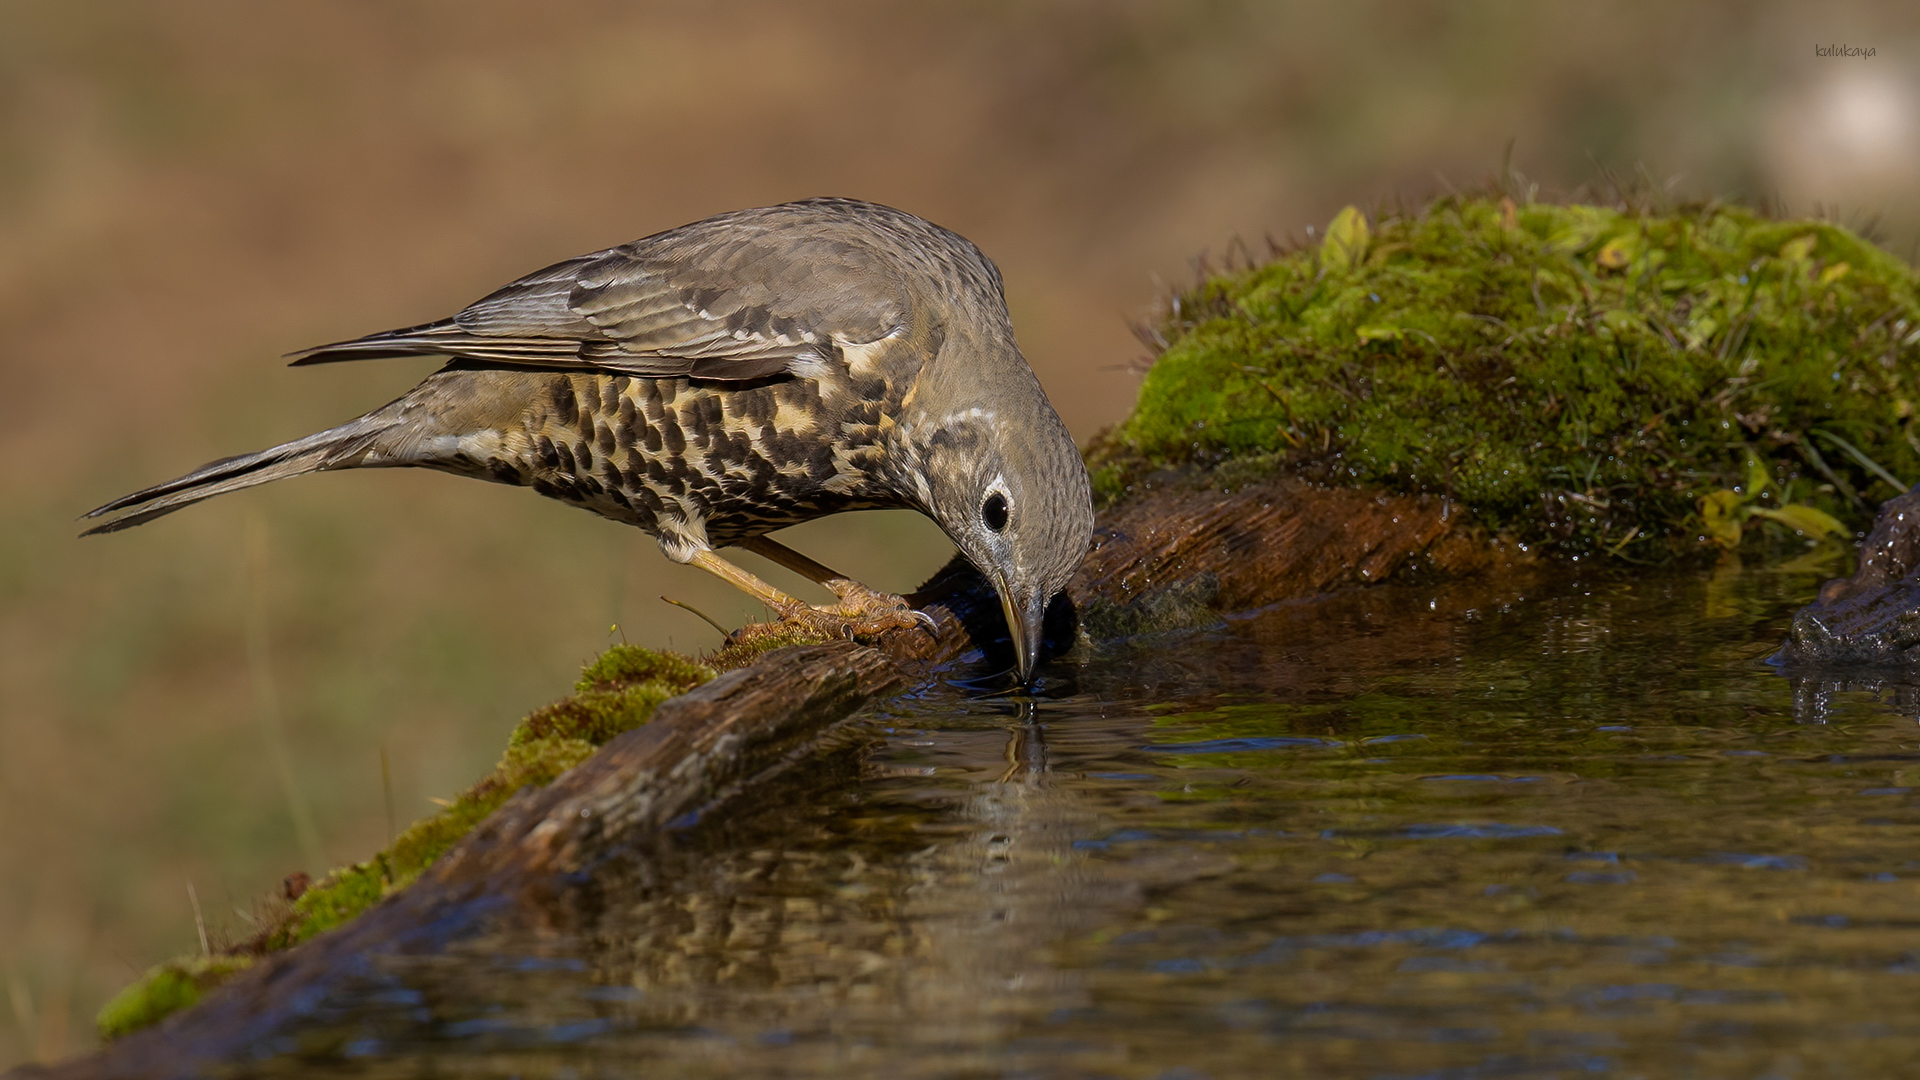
[2,0,1916,1065]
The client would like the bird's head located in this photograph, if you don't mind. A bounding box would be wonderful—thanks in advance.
[910,370,1093,683]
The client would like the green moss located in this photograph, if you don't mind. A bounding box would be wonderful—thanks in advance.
[95,956,254,1040]
[101,643,717,1039]
[273,734,609,944]
[706,621,842,671]
[575,643,716,692]
[1101,195,1920,558]
[513,644,716,748]
[274,646,711,948]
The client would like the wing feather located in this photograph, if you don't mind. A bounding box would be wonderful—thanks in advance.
[289,203,915,382]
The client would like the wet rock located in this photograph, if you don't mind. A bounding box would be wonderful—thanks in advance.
[1779,485,1920,665]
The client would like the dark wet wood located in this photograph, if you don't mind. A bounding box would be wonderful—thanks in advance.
[29,475,1516,1079]
[1074,476,1518,605]
[434,642,903,880]
[1777,484,1920,666]
[885,474,1529,671]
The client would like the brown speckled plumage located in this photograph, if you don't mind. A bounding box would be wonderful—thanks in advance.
[84,199,1093,678]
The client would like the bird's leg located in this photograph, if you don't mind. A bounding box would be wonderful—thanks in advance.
[732,535,852,588]
[733,536,935,631]
[687,546,929,637]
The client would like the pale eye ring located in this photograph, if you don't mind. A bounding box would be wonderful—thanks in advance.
[982,491,1009,532]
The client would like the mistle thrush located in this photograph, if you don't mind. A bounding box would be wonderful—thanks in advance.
[84,198,1094,679]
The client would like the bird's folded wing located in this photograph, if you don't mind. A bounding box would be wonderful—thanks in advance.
[289,221,909,382]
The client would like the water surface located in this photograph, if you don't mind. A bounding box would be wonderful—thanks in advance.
[255,558,1920,1077]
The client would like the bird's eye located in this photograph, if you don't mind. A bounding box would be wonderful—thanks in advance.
[982,491,1009,532]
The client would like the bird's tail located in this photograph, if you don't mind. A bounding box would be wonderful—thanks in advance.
[80,411,398,536]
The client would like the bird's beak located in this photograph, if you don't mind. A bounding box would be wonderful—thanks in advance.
[997,583,1048,684]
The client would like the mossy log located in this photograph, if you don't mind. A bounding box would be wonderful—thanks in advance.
[32,193,1915,1076]
[32,467,1519,1078]
[33,643,904,1079]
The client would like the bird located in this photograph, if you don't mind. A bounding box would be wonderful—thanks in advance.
[82,198,1094,680]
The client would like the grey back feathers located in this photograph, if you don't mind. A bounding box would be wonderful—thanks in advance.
[287,198,1008,383]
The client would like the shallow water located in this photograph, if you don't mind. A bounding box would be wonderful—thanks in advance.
[246,557,1920,1078]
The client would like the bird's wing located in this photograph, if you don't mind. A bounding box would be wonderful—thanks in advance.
[289,216,910,382]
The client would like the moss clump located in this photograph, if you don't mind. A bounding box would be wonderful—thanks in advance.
[706,620,842,671]
[276,645,714,946]
[1098,196,1920,558]
[94,956,254,1040]
[576,643,718,692]
[513,644,718,747]
[100,643,715,1039]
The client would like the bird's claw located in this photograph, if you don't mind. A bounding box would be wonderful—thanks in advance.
[766,583,933,643]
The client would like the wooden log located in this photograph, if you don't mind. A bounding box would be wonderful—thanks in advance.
[889,475,1530,672]
[31,643,902,1080]
[25,476,1513,1078]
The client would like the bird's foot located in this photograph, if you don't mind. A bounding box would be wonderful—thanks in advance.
[823,579,940,634]
[771,580,936,639]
